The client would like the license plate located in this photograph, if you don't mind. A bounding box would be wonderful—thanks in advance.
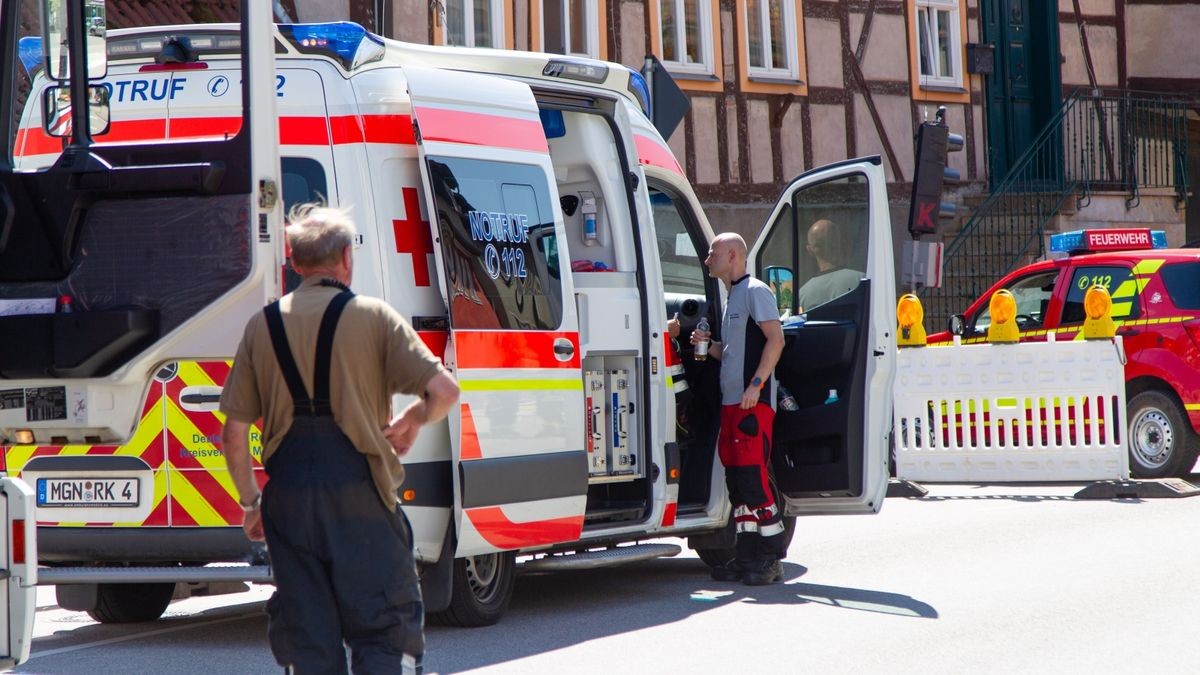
[36,477,139,507]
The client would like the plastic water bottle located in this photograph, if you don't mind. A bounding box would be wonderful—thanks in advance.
[824,388,839,405]
[778,385,799,411]
[694,317,710,361]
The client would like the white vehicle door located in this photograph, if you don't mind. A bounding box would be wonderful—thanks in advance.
[0,478,37,669]
[748,157,895,515]
[0,10,281,446]
[406,67,588,556]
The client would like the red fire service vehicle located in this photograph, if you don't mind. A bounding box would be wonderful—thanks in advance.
[931,228,1200,478]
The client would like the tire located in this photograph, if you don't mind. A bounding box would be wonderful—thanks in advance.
[429,552,515,628]
[87,582,175,623]
[1127,390,1199,479]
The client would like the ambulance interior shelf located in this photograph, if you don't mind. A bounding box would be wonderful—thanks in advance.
[768,284,869,498]
[0,306,158,378]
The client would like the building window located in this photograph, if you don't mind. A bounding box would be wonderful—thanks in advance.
[541,0,600,58]
[915,0,962,88]
[442,0,505,48]
[744,0,798,80]
[658,0,715,77]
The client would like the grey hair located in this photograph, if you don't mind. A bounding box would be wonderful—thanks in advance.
[287,202,356,269]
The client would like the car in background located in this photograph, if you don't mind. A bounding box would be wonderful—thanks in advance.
[929,229,1200,478]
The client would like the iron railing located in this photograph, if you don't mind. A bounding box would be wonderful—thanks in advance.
[920,88,1191,328]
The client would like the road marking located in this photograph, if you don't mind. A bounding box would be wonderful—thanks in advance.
[27,611,260,660]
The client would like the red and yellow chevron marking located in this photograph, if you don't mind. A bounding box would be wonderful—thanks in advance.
[164,361,264,527]
[3,380,170,527]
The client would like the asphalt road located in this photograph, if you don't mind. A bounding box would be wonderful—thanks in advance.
[13,478,1200,674]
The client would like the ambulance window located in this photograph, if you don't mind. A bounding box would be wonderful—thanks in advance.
[971,270,1057,333]
[1062,265,1139,324]
[281,156,329,293]
[425,156,563,330]
[789,176,869,314]
[649,186,706,296]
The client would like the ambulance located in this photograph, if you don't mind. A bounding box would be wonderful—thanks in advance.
[0,12,897,626]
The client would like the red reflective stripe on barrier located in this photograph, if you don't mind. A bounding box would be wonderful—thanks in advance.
[455,331,580,369]
[661,502,677,527]
[459,402,482,460]
[634,134,682,175]
[414,107,547,153]
[465,506,584,549]
[417,330,449,362]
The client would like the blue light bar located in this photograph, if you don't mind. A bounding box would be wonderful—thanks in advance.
[278,22,384,70]
[626,67,651,118]
[1050,228,1167,254]
[18,36,43,77]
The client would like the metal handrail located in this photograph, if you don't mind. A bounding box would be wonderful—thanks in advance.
[920,88,1191,327]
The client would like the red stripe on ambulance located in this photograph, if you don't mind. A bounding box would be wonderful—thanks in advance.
[464,506,585,549]
[634,134,682,175]
[455,331,581,369]
[413,107,548,153]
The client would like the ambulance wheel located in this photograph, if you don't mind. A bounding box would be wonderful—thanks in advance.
[88,582,175,623]
[1128,390,1198,478]
[431,552,515,628]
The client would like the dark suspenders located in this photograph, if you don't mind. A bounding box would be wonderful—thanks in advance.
[264,288,355,417]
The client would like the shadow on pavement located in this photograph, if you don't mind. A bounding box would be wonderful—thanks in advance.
[426,556,936,673]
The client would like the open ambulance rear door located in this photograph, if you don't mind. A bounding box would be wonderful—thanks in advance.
[406,67,589,557]
[0,3,281,446]
[749,157,896,516]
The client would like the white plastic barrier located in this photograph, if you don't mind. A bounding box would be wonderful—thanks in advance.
[0,478,37,669]
[894,335,1128,482]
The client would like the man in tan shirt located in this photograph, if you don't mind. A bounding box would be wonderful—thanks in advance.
[220,204,458,675]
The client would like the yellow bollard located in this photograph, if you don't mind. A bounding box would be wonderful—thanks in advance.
[986,289,1020,343]
[1082,284,1116,339]
[896,294,927,347]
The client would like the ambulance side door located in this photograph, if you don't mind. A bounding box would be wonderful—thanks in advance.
[406,67,588,556]
[749,157,895,515]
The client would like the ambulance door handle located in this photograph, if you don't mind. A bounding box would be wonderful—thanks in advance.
[553,338,575,361]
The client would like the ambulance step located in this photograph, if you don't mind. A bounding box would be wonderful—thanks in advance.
[520,543,681,572]
[38,564,273,585]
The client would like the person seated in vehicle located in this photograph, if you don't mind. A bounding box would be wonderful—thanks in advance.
[794,219,863,313]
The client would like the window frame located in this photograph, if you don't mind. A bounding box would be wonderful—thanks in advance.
[649,0,723,93]
[908,0,969,104]
[744,0,799,81]
[434,0,514,50]
[532,0,606,60]
[734,0,808,95]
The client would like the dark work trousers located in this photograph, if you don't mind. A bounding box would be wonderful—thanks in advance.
[262,416,424,675]
[717,402,786,565]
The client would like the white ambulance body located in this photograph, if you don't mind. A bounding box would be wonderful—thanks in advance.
[3,22,896,625]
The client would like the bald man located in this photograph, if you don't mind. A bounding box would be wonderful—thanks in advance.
[794,219,863,313]
[690,233,787,585]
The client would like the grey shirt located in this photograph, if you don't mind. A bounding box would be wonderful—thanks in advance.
[795,268,862,312]
[720,275,780,405]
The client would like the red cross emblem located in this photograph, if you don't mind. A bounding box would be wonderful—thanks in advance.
[392,187,433,286]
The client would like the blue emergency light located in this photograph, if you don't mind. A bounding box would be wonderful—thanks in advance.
[1049,228,1167,255]
[278,22,384,70]
[626,68,652,118]
[18,36,43,77]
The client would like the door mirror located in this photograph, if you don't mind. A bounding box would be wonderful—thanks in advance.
[43,84,111,137]
[43,0,108,80]
[764,266,794,315]
[949,314,965,336]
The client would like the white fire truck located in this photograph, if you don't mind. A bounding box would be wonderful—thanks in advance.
[0,2,896,626]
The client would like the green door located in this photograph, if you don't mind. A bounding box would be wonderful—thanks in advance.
[982,0,1061,185]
